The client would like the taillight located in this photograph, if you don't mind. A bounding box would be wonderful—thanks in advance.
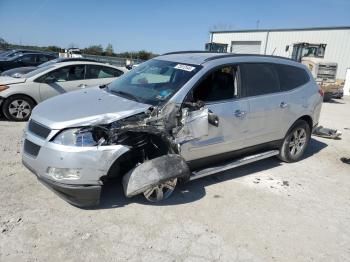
[318,89,324,97]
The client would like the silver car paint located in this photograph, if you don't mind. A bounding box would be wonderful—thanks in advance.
[22,54,322,186]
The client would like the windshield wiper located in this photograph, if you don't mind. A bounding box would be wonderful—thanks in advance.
[110,90,141,102]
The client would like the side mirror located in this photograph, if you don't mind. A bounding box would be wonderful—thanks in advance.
[44,75,56,83]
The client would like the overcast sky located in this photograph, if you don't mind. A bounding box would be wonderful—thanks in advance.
[1,0,349,54]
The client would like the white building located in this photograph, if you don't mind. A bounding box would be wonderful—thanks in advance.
[210,26,350,80]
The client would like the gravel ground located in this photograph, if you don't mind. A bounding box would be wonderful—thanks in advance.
[0,97,350,262]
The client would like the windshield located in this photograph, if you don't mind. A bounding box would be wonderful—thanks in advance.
[24,65,55,78]
[107,59,201,105]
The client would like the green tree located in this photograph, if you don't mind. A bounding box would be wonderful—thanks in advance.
[105,43,114,56]
[0,37,8,49]
[83,45,103,55]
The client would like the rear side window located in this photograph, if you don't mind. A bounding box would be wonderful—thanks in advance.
[240,63,280,97]
[85,65,123,79]
[274,64,309,91]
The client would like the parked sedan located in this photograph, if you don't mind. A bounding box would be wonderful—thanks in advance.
[0,57,98,78]
[0,61,127,121]
[0,53,57,73]
[0,49,48,59]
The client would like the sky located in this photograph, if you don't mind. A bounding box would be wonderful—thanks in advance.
[0,0,350,54]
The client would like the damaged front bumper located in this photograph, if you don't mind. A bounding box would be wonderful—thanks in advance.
[22,128,130,207]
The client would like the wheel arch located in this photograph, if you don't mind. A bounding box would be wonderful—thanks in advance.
[285,115,313,139]
[2,93,38,106]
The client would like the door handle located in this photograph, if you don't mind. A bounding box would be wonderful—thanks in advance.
[234,110,246,118]
[280,102,288,108]
[79,84,87,88]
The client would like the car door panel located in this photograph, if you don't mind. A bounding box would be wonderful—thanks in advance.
[180,99,249,162]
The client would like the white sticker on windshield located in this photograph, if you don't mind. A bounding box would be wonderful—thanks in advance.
[174,64,196,72]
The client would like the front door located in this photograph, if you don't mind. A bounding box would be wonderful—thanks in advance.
[179,65,250,162]
[37,64,88,101]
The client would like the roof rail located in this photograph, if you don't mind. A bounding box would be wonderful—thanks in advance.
[203,53,294,63]
[162,51,217,55]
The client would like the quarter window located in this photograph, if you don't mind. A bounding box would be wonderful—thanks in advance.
[274,64,309,91]
[240,63,280,97]
[85,65,123,79]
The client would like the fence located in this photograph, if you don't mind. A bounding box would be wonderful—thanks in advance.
[83,54,144,67]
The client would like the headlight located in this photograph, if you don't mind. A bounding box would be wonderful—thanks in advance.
[53,128,98,147]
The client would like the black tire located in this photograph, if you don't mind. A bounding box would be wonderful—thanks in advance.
[2,95,35,121]
[278,120,311,163]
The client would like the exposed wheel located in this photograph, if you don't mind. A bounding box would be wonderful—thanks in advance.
[278,120,310,163]
[143,178,177,202]
[2,95,35,121]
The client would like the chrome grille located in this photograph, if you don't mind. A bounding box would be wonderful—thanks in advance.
[24,140,41,157]
[28,120,51,139]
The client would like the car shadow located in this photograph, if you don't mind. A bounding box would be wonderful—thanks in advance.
[324,99,345,104]
[88,138,327,210]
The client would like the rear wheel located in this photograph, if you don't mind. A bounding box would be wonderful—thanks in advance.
[143,178,177,202]
[2,95,35,121]
[278,120,311,163]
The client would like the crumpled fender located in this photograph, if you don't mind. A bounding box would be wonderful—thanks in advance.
[122,154,190,197]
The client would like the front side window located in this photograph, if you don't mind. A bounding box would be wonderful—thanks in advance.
[192,65,238,102]
[85,65,123,79]
[240,63,280,97]
[37,55,50,63]
[15,55,35,63]
[107,59,201,105]
[39,65,85,82]
[274,64,309,91]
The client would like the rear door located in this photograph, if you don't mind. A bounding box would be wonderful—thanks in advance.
[37,64,87,101]
[84,65,123,87]
[239,63,285,147]
[180,65,250,162]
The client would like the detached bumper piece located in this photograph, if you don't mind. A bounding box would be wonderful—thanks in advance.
[313,126,342,139]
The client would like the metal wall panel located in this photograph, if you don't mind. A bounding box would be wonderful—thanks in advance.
[212,29,350,79]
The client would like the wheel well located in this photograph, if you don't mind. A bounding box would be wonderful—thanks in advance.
[298,115,313,131]
[3,94,38,106]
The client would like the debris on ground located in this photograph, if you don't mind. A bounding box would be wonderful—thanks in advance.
[282,181,289,187]
[340,157,350,165]
[313,126,342,139]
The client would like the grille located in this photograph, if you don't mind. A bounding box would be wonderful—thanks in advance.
[28,120,51,139]
[24,140,41,157]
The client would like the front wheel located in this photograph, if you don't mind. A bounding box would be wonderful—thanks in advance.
[278,120,311,163]
[2,95,35,121]
[143,178,177,202]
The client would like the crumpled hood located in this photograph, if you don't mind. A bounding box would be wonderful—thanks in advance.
[0,76,26,85]
[31,87,152,130]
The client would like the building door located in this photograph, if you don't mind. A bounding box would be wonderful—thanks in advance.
[231,41,261,54]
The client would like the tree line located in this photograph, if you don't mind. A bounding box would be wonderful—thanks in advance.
[0,38,157,60]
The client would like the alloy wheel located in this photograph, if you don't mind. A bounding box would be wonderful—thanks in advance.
[8,99,31,120]
[143,178,177,202]
[289,128,307,156]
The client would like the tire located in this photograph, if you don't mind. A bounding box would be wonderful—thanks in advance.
[278,120,311,163]
[2,95,35,121]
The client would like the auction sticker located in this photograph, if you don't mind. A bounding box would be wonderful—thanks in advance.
[174,64,196,72]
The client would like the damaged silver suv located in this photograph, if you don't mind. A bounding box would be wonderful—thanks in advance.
[22,51,323,207]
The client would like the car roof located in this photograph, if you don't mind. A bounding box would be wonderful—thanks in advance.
[157,51,298,66]
[50,61,126,70]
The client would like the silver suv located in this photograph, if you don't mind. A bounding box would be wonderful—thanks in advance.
[22,52,323,207]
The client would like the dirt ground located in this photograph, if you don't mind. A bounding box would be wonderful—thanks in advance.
[0,97,350,262]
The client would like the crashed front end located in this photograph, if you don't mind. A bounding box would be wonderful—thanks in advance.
[22,101,211,207]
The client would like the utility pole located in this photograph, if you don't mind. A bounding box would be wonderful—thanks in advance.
[256,20,260,29]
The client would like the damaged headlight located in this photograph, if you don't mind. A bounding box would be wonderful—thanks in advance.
[52,128,99,147]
